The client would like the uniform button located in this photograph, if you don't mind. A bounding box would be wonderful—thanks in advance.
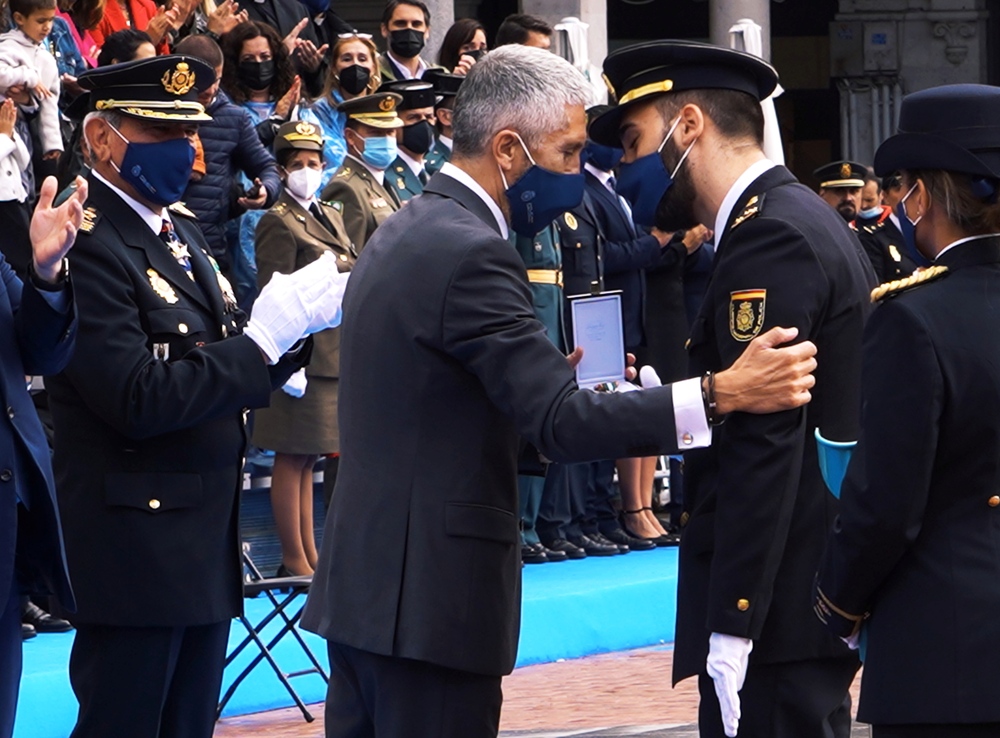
[339,254,347,261]
[221,325,228,337]
[989,496,1000,508]
[148,499,161,510]
[682,432,694,445]
[0,469,11,482]
[178,323,189,334]
[737,599,750,612]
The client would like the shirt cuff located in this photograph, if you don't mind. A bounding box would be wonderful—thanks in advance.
[672,377,711,450]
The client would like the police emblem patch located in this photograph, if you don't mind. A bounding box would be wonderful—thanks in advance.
[729,289,766,341]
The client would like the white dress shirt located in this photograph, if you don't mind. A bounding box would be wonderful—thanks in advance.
[713,158,776,243]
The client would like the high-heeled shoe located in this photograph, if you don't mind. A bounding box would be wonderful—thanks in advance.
[622,509,672,546]
[642,506,680,546]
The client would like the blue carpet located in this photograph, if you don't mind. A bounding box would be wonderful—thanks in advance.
[14,548,678,736]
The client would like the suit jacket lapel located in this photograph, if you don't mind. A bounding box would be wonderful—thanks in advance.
[175,216,225,321]
[87,177,213,312]
[423,171,504,237]
[585,171,635,236]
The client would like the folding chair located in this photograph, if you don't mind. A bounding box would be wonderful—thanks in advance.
[216,544,329,722]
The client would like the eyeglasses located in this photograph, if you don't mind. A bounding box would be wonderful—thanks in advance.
[338,32,373,40]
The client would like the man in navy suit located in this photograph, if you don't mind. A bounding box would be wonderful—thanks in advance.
[0,171,88,738]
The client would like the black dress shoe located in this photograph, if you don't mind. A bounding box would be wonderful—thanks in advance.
[568,534,619,557]
[21,623,36,640]
[22,602,72,633]
[602,526,656,551]
[543,538,587,560]
[590,531,630,554]
[521,542,549,564]
[540,544,567,562]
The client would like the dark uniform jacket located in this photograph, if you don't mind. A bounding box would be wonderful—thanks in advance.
[255,191,355,378]
[423,137,450,177]
[302,171,698,677]
[46,176,306,627]
[816,237,1000,725]
[674,166,875,683]
[852,206,917,283]
[320,154,400,251]
[384,155,425,204]
[556,171,666,351]
[0,256,75,614]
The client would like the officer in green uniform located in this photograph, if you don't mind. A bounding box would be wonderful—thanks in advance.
[422,70,464,177]
[377,80,436,203]
[320,92,403,251]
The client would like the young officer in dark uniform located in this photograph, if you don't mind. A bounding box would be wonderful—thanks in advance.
[302,44,821,738]
[815,84,1000,738]
[378,79,436,203]
[592,42,875,738]
[44,56,347,738]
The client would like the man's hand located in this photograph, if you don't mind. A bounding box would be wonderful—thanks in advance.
[282,18,309,56]
[293,39,328,73]
[31,175,88,283]
[237,178,267,209]
[681,224,712,254]
[274,76,301,120]
[706,633,753,738]
[714,326,816,415]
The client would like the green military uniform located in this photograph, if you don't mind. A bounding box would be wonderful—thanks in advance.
[424,138,451,178]
[385,156,425,203]
[321,155,401,250]
[511,221,565,548]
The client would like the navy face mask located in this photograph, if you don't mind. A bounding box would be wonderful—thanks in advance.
[501,132,585,237]
[583,142,623,172]
[896,182,932,268]
[615,115,695,229]
[109,124,194,207]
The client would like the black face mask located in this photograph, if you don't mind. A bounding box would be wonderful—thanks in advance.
[653,139,700,233]
[237,59,276,91]
[401,119,434,155]
[338,64,370,96]
[464,48,486,62]
[389,28,425,59]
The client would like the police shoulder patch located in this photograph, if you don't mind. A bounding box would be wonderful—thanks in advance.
[729,289,766,341]
[870,265,949,303]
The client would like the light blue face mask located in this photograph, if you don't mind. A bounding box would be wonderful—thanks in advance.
[858,205,883,220]
[358,134,398,170]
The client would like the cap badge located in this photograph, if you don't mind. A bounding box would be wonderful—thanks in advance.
[296,121,317,136]
[379,97,395,112]
[840,162,852,179]
[162,62,196,97]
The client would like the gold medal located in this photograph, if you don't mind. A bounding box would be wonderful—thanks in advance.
[147,269,178,304]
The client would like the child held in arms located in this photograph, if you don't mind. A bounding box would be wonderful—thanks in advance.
[0,0,63,165]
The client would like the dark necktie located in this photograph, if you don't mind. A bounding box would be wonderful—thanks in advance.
[418,169,429,186]
[309,202,336,235]
[160,220,194,280]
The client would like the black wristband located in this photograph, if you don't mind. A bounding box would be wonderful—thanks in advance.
[701,371,726,427]
[29,259,68,292]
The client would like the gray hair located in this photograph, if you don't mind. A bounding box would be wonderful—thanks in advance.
[81,110,123,153]
[452,45,593,158]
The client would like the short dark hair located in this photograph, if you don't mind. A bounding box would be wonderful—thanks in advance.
[494,14,552,47]
[881,173,902,192]
[10,0,56,18]
[381,0,429,27]
[174,34,225,70]
[656,89,764,146]
[437,18,485,71]
[96,29,152,68]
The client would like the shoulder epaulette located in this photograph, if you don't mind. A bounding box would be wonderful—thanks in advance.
[168,201,198,219]
[337,167,352,178]
[79,205,100,234]
[731,193,765,230]
[273,201,288,214]
[321,200,343,212]
[871,265,949,303]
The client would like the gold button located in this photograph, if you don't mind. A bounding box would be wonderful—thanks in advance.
[737,599,750,612]
[989,496,1000,508]
[178,323,188,334]
[682,432,693,445]
[339,254,347,261]
[148,499,161,510]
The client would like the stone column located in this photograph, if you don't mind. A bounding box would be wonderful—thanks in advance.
[519,0,608,70]
[423,0,455,67]
[710,0,770,60]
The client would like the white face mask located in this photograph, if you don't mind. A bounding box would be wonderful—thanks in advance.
[286,167,323,201]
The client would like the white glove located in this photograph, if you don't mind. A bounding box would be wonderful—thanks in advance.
[244,252,347,363]
[842,631,860,650]
[706,632,754,738]
[639,365,662,388]
[281,368,307,397]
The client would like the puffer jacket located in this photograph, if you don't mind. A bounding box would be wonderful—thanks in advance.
[182,89,282,261]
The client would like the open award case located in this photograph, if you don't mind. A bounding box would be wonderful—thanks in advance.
[569,291,626,390]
